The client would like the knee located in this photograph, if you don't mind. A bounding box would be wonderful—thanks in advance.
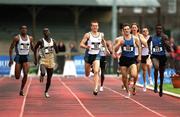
[41,73,45,77]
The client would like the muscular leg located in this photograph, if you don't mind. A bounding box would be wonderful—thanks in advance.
[45,68,53,93]
[40,64,46,82]
[152,58,159,93]
[142,63,147,90]
[15,63,22,80]
[159,65,165,97]
[100,61,106,87]
[85,63,91,77]
[120,67,128,93]
[92,60,100,95]
[19,62,29,96]
[129,64,138,95]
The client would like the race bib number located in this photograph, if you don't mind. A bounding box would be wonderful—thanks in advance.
[92,43,100,50]
[153,46,163,52]
[45,47,53,54]
[20,43,29,50]
[123,46,133,52]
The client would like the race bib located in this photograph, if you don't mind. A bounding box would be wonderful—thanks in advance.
[20,43,29,50]
[153,46,163,52]
[123,46,133,52]
[45,47,53,54]
[91,42,100,50]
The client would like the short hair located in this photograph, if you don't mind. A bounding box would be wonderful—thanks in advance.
[90,20,99,25]
[19,25,27,30]
[122,23,130,29]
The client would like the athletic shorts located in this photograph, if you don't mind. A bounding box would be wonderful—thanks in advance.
[84,54,100,65]
[100,56,107,69]
[135,55,139,64]
[119,56,136,68]
[151,55,167,67]
[14,55,30,64]
[141,55,149,64]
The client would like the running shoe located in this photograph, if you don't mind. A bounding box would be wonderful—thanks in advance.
[19,90,24,96]
[93,89,98,96]
[100,86,104,92]
[45,92,50,98]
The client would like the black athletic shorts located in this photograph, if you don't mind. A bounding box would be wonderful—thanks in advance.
[151,55,167,67]
[119,56,136,68]
[100,56,107,69]
[14,55,30,64]
[141,55,149,64]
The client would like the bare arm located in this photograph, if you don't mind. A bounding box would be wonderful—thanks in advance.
[53,40,58,54]
[135,37,142,61]
[29,36,35,52]
[34,40,42,65]
[80,33,90,49]
[9,36,19,66]
[113,37,123,53]
[139,34,148,47]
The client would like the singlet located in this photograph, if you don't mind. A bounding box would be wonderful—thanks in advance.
[151,35,165,56]
[142,35,149,56]
[87,32,103,55]
[121,35,135,58]
[39,38,54,57]
[15,34,30,55]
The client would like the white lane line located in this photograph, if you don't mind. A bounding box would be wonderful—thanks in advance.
[58,78,95,117]
[19,77,32,117]
[85,78,166,117]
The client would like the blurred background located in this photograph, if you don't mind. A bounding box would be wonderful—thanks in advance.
[0,0,179,74]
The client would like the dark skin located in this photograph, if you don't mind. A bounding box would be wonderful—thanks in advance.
[34,28,58,65]
[34,28,58,93]
[147,25,172,97]
[9,25,34,92]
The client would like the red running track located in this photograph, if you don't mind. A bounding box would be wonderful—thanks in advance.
[0,76,179,117]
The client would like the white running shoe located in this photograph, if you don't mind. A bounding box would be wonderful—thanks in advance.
[45,92,50,98]
[143,86,147,92]
[100,86,104,92]
[149,77,153,86]
[125,92,131,99]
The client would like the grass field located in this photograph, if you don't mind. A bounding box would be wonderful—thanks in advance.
[163,84,180,94]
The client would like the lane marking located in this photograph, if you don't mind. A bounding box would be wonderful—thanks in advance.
[19,77,32,117]
[85,78,166,117]
[58,78,95,117]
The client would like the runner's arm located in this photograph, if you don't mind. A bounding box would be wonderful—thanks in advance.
[80,33,90,49]
[9,36,19,66]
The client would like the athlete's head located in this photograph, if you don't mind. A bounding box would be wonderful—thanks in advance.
[131,23,140,34]
[19,25,27,35]
[43,28,50,37]
[155,24,163,36]
[122,23,131,36]
[91,20,99,32]
[142,27,149,37]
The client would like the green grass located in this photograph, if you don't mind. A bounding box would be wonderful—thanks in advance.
[163,84,180,94]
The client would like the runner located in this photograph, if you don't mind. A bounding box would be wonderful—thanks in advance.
[148,24,172,97]
[113,23,141,98]
[131,23,147,94]
[99,40,112,91]
[9,25,34,96]
[34,28,58,98]
[80,20,110,95]
[142,27,153,87]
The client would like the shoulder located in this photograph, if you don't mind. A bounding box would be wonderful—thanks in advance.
[13,35,20,42]
[161,33,168,40]
[84,32,90,39]
[28,35,33,41]
[100,32,104,37]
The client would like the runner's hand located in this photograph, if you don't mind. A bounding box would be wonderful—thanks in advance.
[9,60,13,67]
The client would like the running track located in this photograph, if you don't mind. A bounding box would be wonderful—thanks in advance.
[0,76,179,117]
